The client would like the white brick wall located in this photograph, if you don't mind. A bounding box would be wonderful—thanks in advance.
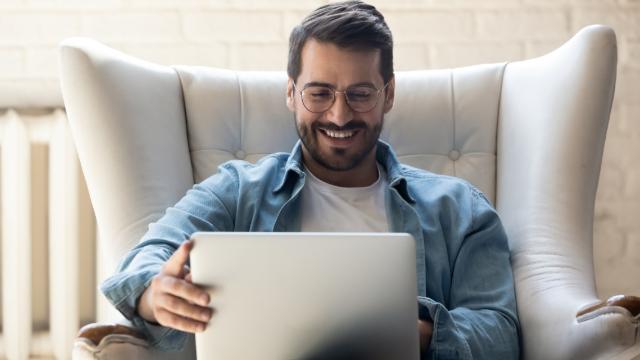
[387,11,476,42]
[183,12,284,42]
[0,0,637,299]
[82,12,183,43]
[476,10,570,40]
[0,48,24,76]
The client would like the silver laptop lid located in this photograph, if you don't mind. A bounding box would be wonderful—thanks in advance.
[190,232,419,360]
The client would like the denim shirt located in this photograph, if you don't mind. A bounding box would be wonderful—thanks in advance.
[101,140,520,359]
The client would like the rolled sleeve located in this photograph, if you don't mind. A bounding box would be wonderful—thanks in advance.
[417,188,520,360]
[100,248,188,351]
[418,296,472,359]
[99,170,238,351]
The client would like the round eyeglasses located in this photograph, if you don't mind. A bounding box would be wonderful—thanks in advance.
[293,82,389,113]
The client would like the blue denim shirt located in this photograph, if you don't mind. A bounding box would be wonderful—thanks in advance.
[101,140,520,359]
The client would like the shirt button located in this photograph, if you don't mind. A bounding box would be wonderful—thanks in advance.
[448,149,461,161]
[235,150,246,159]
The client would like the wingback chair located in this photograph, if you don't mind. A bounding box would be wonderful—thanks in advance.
[60,25,639,360]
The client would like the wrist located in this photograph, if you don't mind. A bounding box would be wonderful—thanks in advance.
[418,319,433,353]
[137,286,157,323]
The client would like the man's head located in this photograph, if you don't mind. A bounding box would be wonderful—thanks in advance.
[287,1,394,85]
[286,1,395,177]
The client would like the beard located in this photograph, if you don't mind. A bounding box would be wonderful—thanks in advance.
[294,113,383,172]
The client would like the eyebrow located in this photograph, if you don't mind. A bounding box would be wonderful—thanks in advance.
[302,81,378,89]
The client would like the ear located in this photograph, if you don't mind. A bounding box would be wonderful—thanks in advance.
[286,78,295,112]
[383,76,395,114]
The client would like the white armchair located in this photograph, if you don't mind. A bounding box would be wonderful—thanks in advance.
[61,25,639,360]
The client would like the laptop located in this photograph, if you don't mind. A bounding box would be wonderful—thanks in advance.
[189,232,420,360]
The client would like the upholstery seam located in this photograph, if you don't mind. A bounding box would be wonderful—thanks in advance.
[495,62,508,204]
[576,305,637,323]
[190,147,250,154]
[449,70,456,176]
[236,72,245,155]
[396,152,495,158]
[172,66,196,185]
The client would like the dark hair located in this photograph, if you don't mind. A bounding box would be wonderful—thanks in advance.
[287,1,394,84]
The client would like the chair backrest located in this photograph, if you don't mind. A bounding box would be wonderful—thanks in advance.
[60,38,505,278]
[177,65,502,196]
[60,25,619,359]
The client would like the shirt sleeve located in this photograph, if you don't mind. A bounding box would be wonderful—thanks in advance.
[99,169,238,351]
[417,189,520,360]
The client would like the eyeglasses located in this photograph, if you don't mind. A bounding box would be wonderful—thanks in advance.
[293,81,389,113]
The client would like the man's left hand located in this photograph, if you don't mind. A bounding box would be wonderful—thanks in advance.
[418,319,433,353]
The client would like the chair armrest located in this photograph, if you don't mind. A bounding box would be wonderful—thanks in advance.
[76,322,146,346]
[74,322,198,360]
[73,323,155,360]
[577,295,640,322]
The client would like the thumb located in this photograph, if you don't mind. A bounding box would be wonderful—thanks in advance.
[163,240,193,276]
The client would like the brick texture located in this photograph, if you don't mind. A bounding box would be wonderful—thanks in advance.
[385,11,475,42]
[431,41,523,68]
[477,10,570,40]
[121,42,229,68]
[81,12,182,43]
[0,13,80,45]
[24,46,58,78]
[0,48,25,77]
[394,44,430,70]
[623,41,640,67]
[183,11,283,42]
[233,43,288,70]
[0,0,637,299]
[27,0,124,9]
[572,9,640,34]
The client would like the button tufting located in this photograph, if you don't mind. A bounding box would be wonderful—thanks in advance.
[448,149,461,161]
[235,150,246,159]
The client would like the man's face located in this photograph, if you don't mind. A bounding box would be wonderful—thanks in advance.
[287,39,394,172]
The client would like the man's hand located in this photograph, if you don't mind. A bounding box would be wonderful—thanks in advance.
[137,240,213,333]
[418,319,433,353]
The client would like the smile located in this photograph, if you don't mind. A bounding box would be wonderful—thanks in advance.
[320,128,356,139]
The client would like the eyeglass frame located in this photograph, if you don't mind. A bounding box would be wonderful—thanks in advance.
[292,81,390,114]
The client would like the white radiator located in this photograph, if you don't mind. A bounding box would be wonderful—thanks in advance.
[0,108,98,360]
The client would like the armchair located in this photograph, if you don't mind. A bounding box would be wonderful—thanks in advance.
[60,25,639,359]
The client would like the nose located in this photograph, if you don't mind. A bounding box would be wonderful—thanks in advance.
[325,91,354,126]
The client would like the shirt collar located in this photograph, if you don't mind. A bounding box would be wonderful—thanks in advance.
[273,139,416,204]
[376,140,416,204]
[273,140,305,193]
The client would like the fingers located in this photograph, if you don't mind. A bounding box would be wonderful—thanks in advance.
[157,292,213,323]
[150,240,215,334]
[155,306,210,333]
[163,240,194,276]
[178,265,190,279]
[153,275,210,307]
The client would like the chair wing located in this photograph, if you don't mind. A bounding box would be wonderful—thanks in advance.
[498,25,638,359]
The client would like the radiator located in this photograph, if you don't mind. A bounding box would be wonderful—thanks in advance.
[0,108,98,360]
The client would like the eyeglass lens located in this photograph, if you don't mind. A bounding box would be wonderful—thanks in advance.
[301,85,381,113]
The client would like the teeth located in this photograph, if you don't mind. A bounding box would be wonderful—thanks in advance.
[323,129,355,139]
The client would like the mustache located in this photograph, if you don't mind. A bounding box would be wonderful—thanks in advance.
[312,121,367,132]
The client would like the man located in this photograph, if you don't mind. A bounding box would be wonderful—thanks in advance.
[101,1,520,359]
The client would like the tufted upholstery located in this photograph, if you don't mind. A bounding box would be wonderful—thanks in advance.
[177,64,502,201]
[61,25,639,360]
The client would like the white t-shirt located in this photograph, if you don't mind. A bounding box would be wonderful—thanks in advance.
[300,164,389,232]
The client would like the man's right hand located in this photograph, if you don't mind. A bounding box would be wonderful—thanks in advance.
[137,240,213,333]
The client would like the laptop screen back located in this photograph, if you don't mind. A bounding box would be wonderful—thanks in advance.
[190,232,419,360]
